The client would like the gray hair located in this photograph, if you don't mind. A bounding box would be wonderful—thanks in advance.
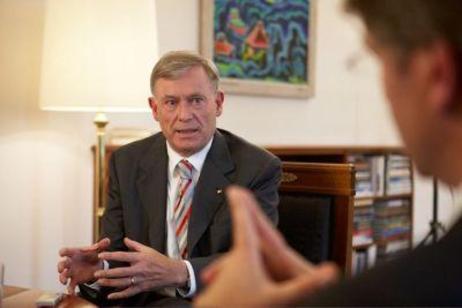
[150,50,220,95]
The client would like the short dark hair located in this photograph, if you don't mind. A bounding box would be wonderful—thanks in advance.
[344,0,462,59]
[150,51,220,95]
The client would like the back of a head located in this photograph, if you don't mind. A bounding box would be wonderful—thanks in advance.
[150,51,220,95]
[345,0,462,59]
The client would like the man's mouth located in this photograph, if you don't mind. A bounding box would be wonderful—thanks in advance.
[176,128,199,135]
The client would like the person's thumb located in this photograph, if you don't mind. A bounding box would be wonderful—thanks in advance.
[80,238,111,253]
[96,237,111,251]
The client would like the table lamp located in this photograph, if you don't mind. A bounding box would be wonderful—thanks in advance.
[39,0,158,240]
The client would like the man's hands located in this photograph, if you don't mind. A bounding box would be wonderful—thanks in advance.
[95,237,188,300]
[57,238,111,294]
[58,186,338,304]
[195,186,340,306]
[58,237,188,300]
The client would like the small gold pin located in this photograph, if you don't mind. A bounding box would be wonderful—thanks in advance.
[216,189,223,195]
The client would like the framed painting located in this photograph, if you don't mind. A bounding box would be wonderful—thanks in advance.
[200,0,316,98]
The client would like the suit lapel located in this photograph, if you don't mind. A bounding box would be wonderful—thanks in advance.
[188,131,235,253]
[136,135,168,253]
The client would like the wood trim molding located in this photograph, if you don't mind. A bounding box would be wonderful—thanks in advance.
[280,162,355,196]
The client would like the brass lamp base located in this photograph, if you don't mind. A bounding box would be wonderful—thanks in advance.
[93,112,108,242]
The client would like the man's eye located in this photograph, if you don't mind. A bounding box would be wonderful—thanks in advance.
[191,97,204,105]
[164,100,177,107]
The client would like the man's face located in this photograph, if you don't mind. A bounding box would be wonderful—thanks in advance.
[149,66,224,157]
[366,35,440,176]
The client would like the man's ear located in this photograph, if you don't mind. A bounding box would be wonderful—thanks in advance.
[215,90,224,117]
[425,40,457,113]
[148,97,159,121]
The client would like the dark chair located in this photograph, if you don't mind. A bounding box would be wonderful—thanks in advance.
[278,162,355,275]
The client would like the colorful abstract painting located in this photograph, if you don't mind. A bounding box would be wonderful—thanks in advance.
[201,0,315,97]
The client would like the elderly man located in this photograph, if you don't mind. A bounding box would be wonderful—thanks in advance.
[195,0,462,306]
[57,51,281,306]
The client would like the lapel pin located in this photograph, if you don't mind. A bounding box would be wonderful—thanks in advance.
[216,189,223,195]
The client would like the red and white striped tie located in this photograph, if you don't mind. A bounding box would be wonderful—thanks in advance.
[174,159,194,259]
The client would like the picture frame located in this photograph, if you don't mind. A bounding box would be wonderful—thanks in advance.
[200,0,316,98]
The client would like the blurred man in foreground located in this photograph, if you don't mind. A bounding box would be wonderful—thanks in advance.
[196,0,462,305]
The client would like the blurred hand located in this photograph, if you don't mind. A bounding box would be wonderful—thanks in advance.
[57,237,110,294]
[95,238,188,300]
[195,186,339,306]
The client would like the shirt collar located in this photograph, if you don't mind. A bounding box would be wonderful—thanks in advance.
[166,136,214,175]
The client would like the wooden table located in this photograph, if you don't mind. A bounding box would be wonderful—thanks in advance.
[3,285,96,307]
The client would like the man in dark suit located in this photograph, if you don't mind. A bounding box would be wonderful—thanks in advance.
[195,0,462,306]
[57,51,281,305]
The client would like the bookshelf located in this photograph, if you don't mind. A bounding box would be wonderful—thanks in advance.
[265,146,414,276]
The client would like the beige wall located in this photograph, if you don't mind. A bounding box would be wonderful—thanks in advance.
[0,0,457,291]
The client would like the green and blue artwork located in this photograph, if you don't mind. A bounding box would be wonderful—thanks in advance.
[213,0,311,84]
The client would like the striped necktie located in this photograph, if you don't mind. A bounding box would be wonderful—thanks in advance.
[174,159,194,259]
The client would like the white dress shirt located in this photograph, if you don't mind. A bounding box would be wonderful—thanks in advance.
[165,137,213,297]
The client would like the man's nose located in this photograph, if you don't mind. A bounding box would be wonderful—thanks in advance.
[177,101,193,121]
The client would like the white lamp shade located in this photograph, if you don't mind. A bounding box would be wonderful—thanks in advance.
[39,0,158,112]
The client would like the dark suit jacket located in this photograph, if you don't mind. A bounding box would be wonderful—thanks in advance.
[96,128,281,304]
[306,215,462,306]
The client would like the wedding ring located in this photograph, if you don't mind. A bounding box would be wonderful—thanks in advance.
[130,276,136,286]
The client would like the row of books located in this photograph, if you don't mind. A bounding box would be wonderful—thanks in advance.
[348,154,384,197]
[352,240,409,275]
[374,199,411,240]
[353,204,374,246]
[385,154,412,195]
[348,154,412,197]
[374,199,411,262]
[353,199,411,261]
[352,245,377,276]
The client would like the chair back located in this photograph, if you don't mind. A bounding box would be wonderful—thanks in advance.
[278,162,355,275]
